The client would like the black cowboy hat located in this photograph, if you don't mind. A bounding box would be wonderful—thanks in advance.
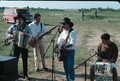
[14,13,26,21]
[69,22,74,28]
[59,17,71,24]
[60,17,74,27]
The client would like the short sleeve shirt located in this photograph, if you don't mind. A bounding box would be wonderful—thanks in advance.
[97,42,118,63]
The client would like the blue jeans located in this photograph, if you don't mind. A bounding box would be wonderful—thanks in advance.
[63,50,75,81]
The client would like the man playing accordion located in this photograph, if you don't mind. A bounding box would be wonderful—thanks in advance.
[6,13,31,80]
[90,33,118,81]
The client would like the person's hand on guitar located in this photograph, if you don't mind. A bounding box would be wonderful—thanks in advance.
[98,56,102,60]
[61,45,66,50]
[54,44,59,53]
[28,36,37,47]
[10,35,15,39]
[34,32,42,40]
[102,59,109,63]
[48,30,51,34]
[19,31,24,34]
[62,39,67,45]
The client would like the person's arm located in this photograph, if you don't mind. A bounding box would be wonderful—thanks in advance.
[6,25,14,38]
[55,31,64,50]
[97,43,103,60]
[55,35,62,51]
[108,44,118,63]
[61,44,73,49]
[28,24,35,38]
[61,31,77,49]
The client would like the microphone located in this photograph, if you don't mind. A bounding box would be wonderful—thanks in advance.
[58,25,64,34]
[95,51,100,56]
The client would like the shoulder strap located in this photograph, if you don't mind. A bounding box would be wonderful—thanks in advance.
[68,28,73,33]
[66,28,73,41]
[22,23,26,31]
[40,23,42,32]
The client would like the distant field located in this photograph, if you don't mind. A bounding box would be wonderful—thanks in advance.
[0,9,120,63]
[0,9,120,79]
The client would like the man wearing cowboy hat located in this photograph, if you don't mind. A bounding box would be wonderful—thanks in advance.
[55,17,77,81]
[6,13,31,80]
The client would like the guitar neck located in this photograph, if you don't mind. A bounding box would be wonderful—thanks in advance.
[37,25,58,40]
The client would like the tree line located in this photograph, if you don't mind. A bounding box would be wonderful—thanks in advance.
[78,7,120,12]
[0,6,120,12]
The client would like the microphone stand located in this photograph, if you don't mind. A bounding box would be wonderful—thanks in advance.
[68,52,98,81]
[43,28,60,81]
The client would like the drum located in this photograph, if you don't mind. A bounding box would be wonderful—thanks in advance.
[17,33,31,49]
[94,62,111,74]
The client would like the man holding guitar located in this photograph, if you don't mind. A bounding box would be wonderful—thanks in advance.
[28,13,51,71]
[55,17,77,81]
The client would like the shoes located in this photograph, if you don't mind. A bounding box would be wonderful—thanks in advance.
[35,67,48,71]
[24,76,30,80]
[43,67,48,71]
[35,68,39,72]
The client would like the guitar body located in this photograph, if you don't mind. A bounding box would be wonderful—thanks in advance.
[55,28,73,61]
[55,46,66,61]
[28,38,37,48]
[59,49,66,61]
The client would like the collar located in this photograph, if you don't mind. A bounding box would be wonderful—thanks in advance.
[33,22,41,25]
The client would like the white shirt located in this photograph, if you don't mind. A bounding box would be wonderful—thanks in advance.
[57,29,77,49]
[28,22,47,37]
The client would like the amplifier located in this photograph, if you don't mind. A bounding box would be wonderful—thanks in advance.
[0,56,18,81]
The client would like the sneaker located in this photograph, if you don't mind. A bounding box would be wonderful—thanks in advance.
[24,76,30,80]
[43,67,48,71]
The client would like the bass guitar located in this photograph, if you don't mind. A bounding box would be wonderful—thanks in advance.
[29,25,59,48]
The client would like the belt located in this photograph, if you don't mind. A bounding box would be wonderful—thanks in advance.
[66,49,75,51]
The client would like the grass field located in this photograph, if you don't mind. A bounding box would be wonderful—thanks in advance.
[0,9,120,80]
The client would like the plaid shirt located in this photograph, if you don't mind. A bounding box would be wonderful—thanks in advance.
[6,23,31,37]
[6,23,32,43]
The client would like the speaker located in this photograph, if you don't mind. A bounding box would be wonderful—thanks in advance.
[0,56,18,81]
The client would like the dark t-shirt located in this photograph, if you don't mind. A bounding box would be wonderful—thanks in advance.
[97,42,118,63]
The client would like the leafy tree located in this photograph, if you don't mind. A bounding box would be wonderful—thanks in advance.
[27,6,29,10]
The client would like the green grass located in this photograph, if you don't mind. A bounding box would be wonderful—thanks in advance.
[0,10,120,74]
[75,26,91,65]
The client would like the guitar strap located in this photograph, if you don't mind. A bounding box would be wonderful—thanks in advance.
[59,28,73,61]
[40,23,42,32]
[66,28,73,43]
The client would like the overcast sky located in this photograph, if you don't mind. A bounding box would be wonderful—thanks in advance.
[0,1,120,9]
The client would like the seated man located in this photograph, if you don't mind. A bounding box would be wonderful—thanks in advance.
[90,33,118,81]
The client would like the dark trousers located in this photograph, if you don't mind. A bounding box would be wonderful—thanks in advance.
[13,44,28,76]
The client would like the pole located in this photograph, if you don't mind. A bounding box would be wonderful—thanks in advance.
[43,29,59,81]
[52,39,54,81]
[85,61,87,81]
